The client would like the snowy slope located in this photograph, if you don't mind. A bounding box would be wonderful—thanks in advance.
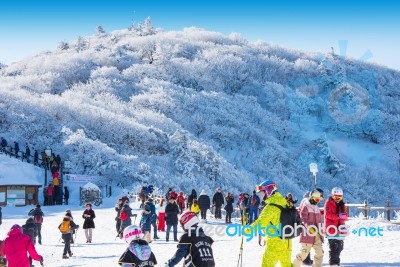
[1,198,400,267]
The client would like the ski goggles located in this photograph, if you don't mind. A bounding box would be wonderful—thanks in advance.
[312,197,323,203]
[311,191,323,203]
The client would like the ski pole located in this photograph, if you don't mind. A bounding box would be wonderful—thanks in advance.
[237,234,244,267]
[115,228,122,240]
[237,206,248,267]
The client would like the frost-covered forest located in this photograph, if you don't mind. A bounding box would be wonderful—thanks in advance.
[1,19,400,204]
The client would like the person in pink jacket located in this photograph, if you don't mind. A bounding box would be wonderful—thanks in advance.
[293,189,324,267]
[4,224,43,267]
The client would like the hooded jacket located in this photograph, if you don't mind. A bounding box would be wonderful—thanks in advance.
[299,198,324,244]
[4,227,42,267]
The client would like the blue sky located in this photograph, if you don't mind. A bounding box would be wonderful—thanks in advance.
[1,0,399,70]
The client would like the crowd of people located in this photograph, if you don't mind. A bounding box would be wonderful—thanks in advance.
[122,182,347,267]
[244,180,347,267]
[0,202,99,265]
[0,180,348,267]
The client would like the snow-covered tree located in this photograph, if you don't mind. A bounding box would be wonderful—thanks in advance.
[96,25,106,35]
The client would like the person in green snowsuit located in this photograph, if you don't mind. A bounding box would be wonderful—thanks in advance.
[250,180,293,267]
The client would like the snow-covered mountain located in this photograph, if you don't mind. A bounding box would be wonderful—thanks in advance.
[1,19,400,204]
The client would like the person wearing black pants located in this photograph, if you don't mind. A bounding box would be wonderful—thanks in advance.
[59,213,79,259]
[224,192,234,223]
[165,196,179,242]
[329,239,344,265]
[212,188,224,219]
[64,187,69,205]
[324,187,347,266]
[198,190,211,221]
[114,198,123,235]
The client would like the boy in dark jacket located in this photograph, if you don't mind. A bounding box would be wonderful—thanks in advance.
[118,225,157,267]
[166,211,215,267]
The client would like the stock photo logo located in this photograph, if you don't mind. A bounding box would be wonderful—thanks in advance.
[191,223,388,241]
[288,40,381,173]
[349,225,384,237]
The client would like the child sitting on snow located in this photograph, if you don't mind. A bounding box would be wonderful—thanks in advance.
[118,225,157,267]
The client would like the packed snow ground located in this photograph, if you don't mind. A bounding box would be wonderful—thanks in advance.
[1,197,400,267]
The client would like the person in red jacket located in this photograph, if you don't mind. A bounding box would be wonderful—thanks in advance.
[4,224,43,267]
[176,192,186,214]
[324,187,348,267]
[169,190,178,201]
[47,183,54,206]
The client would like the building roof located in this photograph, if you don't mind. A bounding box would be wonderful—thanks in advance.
[0,154,42,186]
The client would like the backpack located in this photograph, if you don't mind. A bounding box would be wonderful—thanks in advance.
[269,203,302,239]
[120,209,129,221]
[250,196,258,207]
[34,211,43,224]
[59,220,71,234]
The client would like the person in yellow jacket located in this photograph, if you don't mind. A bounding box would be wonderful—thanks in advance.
[190,199,200,215]
[248,180,293,267]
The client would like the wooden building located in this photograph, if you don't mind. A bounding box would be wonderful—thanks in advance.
[0,178,42,206]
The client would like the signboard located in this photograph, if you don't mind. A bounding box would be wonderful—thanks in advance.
[7,188,25,198]
[7,187,26,206]
[7,198,25,206]
[65,174,100,183]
